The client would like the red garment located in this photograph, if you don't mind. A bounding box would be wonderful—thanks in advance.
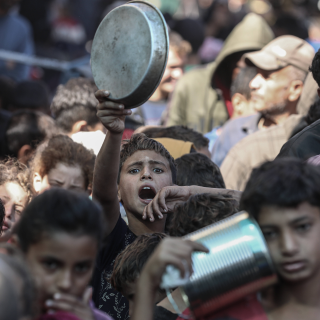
[122,128,134,140]
[176,295,268,320]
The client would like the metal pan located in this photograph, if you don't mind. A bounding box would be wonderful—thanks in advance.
[91,0,169,109]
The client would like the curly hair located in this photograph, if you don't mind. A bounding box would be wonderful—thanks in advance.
[119,133,176,184]
[175,153,225,188]
[142,126,209,150]
[110,233,166,294]
[50,78,99,133]
[166,193,239,237]
[0,159,32,203]
[240,158,320,220]
[31,135,96,191]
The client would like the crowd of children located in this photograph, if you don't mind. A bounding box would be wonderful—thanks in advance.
[3,18,320,320]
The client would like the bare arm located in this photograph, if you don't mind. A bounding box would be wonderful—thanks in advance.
[93,90,131,236]
[143,185,242,222]
[131,238,208,320]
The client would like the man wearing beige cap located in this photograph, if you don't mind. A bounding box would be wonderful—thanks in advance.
[211,35,314,167]
[219,35,315,191]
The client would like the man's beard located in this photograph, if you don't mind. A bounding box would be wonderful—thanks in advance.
[260,100,287,116]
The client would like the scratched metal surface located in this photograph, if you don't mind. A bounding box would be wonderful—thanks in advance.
[91,1,169,109]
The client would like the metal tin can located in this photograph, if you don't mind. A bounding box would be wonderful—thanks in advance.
[181,211,277,318]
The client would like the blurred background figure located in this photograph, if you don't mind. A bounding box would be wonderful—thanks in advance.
[127,31,191,135]
[0,0,34,81]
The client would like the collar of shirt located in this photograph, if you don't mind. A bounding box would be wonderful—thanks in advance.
[241,113,262,134]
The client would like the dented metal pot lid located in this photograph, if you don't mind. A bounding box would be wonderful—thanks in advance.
[91,1,169,109]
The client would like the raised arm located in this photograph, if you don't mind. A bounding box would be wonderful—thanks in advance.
[93,90,132,236]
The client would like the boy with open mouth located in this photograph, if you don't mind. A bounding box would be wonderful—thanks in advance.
[91,90,177,320]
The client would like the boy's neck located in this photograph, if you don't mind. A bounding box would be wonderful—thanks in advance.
[271,272,320,311]
[127,213,167,236]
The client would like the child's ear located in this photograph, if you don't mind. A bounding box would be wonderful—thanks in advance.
[10,234,21,249]
[33,172,42,194]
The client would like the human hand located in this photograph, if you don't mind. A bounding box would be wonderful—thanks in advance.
[95,90,132,134]
[142,186,191,222]
[140,237,209,290]
[45,288,95,320]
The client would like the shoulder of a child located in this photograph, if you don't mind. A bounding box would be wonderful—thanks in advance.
[99,215,136,256]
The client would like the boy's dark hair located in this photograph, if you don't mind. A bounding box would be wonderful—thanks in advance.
[167,193,239,237]
[305,99,320,125]
[11,80,50,112]
[240,158,320,219]
[142,126,209,150]
[0,159,32,202]
[51,78,99,133]
[110,233,166,294]
[5,110,58,158]
[310,49,320,87]
[230,66,257,99]
[175,153,225,188]
[0,245,38,319]
[31,135,96,191]
[13,188,104,252]
[119,133,176,184]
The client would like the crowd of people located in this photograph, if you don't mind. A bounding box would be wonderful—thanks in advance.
[2,0,320,320]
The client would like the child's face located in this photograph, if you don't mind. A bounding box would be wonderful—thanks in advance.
[0,182,28,242]
[24,231,97,309]
[118,150,173,217]
[33,162,86,194]
[258,202,320,283]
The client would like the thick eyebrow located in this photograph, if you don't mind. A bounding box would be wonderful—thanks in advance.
[40,255,93,264]
[148,160,168,167]
[126,161,143,169]
[289,216,311,225]
[48,179,63,184]
[126,160,168,169]
[260,216,311,229]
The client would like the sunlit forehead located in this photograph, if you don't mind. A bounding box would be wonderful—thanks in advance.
[124,150,170,169]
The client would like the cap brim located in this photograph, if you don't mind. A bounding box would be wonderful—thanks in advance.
[244,51,285,70]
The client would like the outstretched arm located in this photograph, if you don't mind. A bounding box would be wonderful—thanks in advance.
[93,90,132,237]
[131,238,208,320]
[142,185,242,222]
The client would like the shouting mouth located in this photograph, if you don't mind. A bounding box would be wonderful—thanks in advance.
[139,186,156,205]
